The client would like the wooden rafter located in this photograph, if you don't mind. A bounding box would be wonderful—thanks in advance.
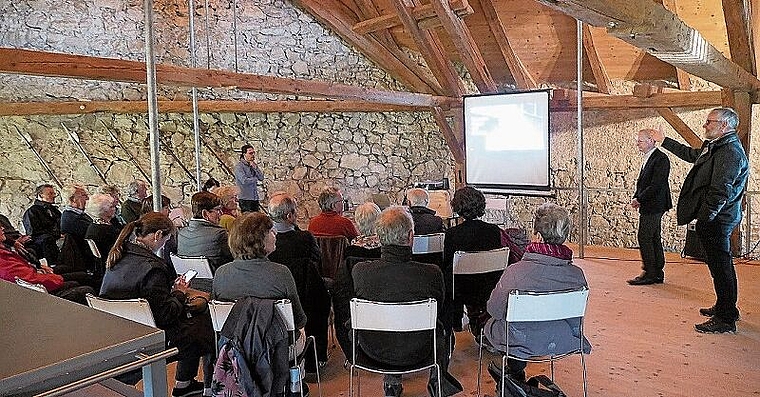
[432,106,464,162]
[0,48,458,108]
[534,0,760,91]
[479,0,537,90]
[352,0,473,35]
[723,0,756,75]
[656,108,703,148]
[550,90,722,110]
[581,25,612,94]
[293,0,440,94]
[392,0,464,96]
[660,0,692,90]
[0,100,429,116]
[431,0,497,93]
[752,0,760,77]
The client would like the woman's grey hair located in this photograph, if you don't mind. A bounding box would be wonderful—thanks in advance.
[376,206,414,246]
[125,180,146,198]
[406,188,429,207]
[87,193,115,219]
[318,187,342,212]
[354,202,381,235]
[268,192,297,223]
[713,107,740,130]
[533,203,571,245]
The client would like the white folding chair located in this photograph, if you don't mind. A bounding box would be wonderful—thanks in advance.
[209,300,235,332]
[15,277,48,293]
[275,299,322,397]
[85,293,157,327]
[412,233,445,255]
[477,287,590,397]
[348,298,439,397]
[452,247,510,300]
[85,238,101,259]
[170,253,214,279]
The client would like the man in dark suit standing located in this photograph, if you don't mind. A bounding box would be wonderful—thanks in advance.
[628,129,672,285]
[652,108,748,334]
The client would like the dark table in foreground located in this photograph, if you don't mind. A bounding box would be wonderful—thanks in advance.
[0,281,168,397]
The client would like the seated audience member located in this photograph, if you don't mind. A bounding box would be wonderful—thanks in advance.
[99,184,126,228]
[60,184,93,239]
[267,192,331,368]
[444,186,503,338]
[100,212,214,397]
[22,184,62,264]
[351,207,462,397]
[0,213,36,262]
[344,202,381,259]
[308,187,359,240]
[484,203,590,383]
[407,188,445,235]
[121,180,147,224]
[214,185,240,232]
[0,226,94,304]
[212,212,308,359]
[84,194,121,281]
[202,177,220,192]
[177,191,233,272]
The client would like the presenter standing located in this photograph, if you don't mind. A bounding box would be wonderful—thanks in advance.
[651,108,748,334]
[234,144,264,213]
[628,129,672,285]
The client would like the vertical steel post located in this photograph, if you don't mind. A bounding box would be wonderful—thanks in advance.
[145,0,162,211]
[232,0,239,72]
[189,0,202,191]
[576,19,586,258]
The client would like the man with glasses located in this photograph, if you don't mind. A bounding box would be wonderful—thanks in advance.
[651,107,748,334]
[627,129,672,286]
[177,191,233,273]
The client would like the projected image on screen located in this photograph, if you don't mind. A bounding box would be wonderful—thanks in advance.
[464,90,550,195]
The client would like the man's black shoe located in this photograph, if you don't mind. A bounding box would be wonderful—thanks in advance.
[695,318,736,334]
[699,306,741,321]
[172,380,204,397]
[627,275,663,285]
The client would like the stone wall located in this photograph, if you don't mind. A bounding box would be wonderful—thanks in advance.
[1,0,759,254]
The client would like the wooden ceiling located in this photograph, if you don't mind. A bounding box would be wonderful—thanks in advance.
[292,0,757,95]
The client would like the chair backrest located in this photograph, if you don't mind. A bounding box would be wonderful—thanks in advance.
[274,299,296,332]
[85,293,157,327]
[452,247,510,275]
[412,233,445,254]
[506,287,589,322]
[350,298,437,332]
[85,238,101,259]
[315,235,349,279]
[15,277,48,293]
[209,300,236,332]
[170,253,214,279]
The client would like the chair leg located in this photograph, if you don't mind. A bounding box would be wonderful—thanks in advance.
[500,355,507,397]
[436,365,442,397]
[477,331,483,397]
[349,364,354,397]
[550,360,555,381]
[309,336,322,397]
[581,352,588,397]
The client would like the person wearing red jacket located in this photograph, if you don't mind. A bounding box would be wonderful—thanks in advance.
[0,226,93,304]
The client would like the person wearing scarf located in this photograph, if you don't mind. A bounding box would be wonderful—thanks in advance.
[484,203,591,383]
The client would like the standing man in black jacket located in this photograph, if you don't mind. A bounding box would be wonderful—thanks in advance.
[628,129,672,285]
[652,107,748,334]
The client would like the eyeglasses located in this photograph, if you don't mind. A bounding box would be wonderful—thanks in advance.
[705,119,723,124]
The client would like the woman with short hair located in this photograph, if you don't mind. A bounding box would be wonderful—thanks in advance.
[100,213,214,397]
[84,194,120,282]
[344,201,382,259]
[484,203,590,383]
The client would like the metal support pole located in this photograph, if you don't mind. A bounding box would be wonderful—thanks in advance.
[14,126,63,188]
[232,0,239,72]
[145,0,162,211]
[60,122,109,184]
[204,0,211,69]
[189,0,203,191]
[576,19,586,258]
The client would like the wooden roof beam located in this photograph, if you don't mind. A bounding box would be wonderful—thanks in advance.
[352,0,473,35]
[723,0,756,75]
[581,26,612,94]
[479,0,537,90]
[293,0,441,94]
[392,0,465,97]
[432,106,464,163]
[550,90,722,110]
[0,100,430,116]
[659,0,692,90]
[0,48,458,108]
[751,0,760,77]
[430,0,497,93]
[656,108,703,147]
[533,0,760,92]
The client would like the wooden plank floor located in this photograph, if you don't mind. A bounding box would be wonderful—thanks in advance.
[152,245,760,397]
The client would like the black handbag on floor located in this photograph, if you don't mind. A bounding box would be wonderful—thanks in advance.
[490,362,566,397]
